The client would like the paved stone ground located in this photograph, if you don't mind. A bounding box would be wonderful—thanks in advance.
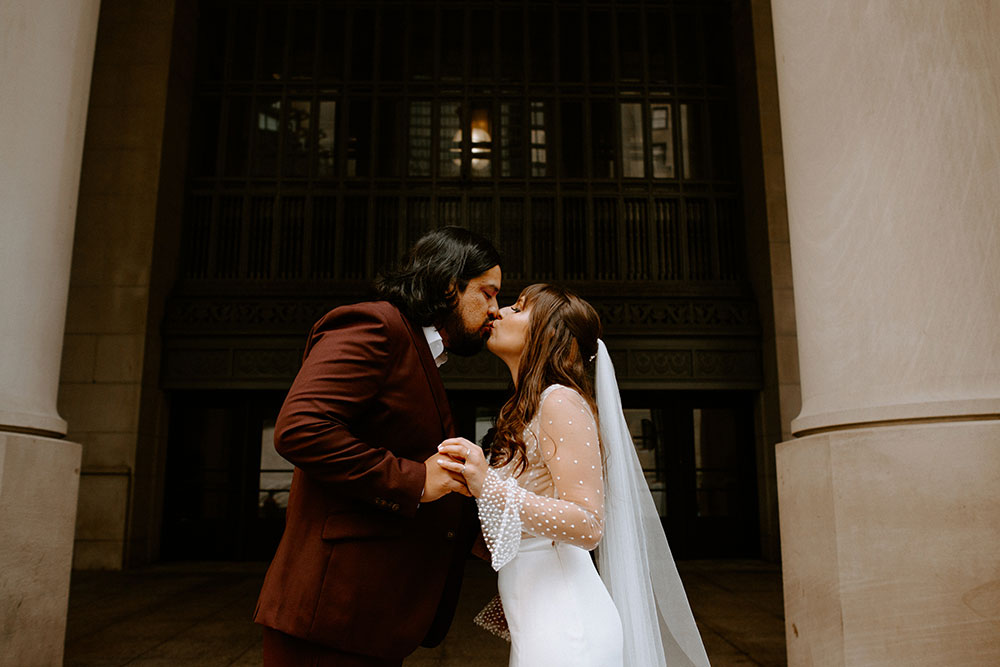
[65,559,785,666]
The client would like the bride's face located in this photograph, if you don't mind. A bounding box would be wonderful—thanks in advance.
[486,294,532,360]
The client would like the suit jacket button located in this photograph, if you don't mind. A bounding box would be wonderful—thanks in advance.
[445,530,456,540]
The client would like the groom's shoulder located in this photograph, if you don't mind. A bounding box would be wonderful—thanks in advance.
[310,300,407,336]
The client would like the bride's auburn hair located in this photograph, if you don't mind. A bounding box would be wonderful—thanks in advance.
[488,284,602,473]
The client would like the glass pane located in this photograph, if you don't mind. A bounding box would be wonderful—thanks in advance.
[531,198,556,278]
[709,101,736,180]
[680,102,704,179]
[528,8,553,81]
[376,99,399,178]
[675,12,701,84]
[260,5,285,80]
[224,97,251,176]
[317,100,336,178]
[500,102,525,178]
[288,7,316,79]
[440,9,464,80]
[350,9,374,80]
[624,409,665,515]
[560,101,584,178]
[470,101,493,178]
[318,7,344,79]
[196,4,227,81]
[617,10,642,81]
[438,101,462,178]
[283,99,311,177]
[471,9,494,79]
[346,100,371,177]
[409,9,434,80]
[259,420,293,515]
[499,10,523,81]
[379,10,405,81]
[620,102,645,178]
[588,10,612,82]
[647,12,674,83]
[705,10,733,85]
[407,101,432,176]
[529,101,549,177]
[651,103,675,178]
[590,100,615,178]
[693,408,744,518]
[231,5,258,80]
[559,10,582,82]
[189,96,221,177]
[499,199,525,278]
[252,97,281,176]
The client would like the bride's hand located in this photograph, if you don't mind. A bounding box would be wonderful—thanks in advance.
[437,439,487,498]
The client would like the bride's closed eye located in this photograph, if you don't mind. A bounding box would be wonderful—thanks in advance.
[510,306,521,313]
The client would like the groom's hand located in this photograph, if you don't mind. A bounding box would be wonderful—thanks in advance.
[420,439,474,502]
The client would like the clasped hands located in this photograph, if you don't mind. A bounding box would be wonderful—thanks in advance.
[419,437,487,502]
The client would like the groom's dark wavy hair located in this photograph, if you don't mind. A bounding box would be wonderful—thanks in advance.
[374,226,501,327]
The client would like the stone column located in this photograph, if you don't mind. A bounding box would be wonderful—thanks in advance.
[0,0,101,664]
[771,1,1000,665]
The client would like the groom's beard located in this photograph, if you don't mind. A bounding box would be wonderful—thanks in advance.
[439,309,490,357]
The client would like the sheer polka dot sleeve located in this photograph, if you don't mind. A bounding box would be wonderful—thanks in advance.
[520,386,604,550]
[478,467,527,571]
[476,386,605,570]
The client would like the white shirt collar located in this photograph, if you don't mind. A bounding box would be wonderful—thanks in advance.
[422,326,448,367]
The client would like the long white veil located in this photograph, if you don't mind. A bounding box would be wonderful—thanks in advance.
[593,340,711,667]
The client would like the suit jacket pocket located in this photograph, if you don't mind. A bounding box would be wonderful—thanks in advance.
[321,510,405,541]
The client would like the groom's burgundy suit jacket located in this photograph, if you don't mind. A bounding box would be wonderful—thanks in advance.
[254,300,476,660]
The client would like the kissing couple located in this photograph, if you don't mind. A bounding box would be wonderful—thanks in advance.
[254,227,710,667]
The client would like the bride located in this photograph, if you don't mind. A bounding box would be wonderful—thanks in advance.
[437,284,711,667]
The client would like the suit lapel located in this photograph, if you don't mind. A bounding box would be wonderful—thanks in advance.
[397,309,456,438]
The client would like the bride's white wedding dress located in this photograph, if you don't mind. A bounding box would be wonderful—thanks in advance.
[475,384,624,666]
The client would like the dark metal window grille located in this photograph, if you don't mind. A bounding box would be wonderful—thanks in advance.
[181,0,743,285]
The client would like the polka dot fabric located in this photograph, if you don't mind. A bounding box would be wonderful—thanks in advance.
[477,385,605,572]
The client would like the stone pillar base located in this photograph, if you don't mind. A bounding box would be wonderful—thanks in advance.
[777,420,1000,666]
[0,433,81,665]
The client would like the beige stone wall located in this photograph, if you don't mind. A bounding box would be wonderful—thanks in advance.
[60,0,178,570]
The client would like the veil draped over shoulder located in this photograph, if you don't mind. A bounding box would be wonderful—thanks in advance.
[593,340,711,667]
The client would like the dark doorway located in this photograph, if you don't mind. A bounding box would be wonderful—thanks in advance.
[161,391,286,561]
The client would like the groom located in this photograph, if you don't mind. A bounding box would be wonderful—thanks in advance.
[254,227,501,666]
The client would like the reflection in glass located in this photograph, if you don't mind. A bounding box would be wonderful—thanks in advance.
[468,102,493,177]
[318,7,344,79]
[379,11,405,81]
[529,102,548,177]
[591,100,615,178]
[260,6,285,80]
[346,100,371,177]
[680,103,703,179]
[259,421,293,514]
[620,102,645,178]
[439,102,461,178]
[624,409,665,516]
[317,100,336,177]
[253,97,281,176]
[500,102,525,178]
[647,11,673,83]
[651,104,675,178]
[407,101,431,176]
[284,99,311,177]
[529,8,553,81]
